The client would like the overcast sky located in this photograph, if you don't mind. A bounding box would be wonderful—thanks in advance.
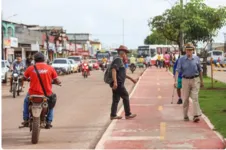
[2,0,226,49]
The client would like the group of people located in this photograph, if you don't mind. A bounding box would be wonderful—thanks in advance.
[107,43,204,123]
[156,52,176,71]
[9,53,61,129]
[12,42,203,130]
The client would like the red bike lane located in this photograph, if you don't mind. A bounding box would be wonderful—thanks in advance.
[95,68,225,149]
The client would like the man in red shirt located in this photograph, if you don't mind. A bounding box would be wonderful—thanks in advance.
[22,52,61,129]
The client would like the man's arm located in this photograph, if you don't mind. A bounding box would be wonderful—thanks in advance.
[112,68,117,84]
[51,67,61,85]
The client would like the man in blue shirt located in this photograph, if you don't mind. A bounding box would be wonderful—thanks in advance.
[175,43,204,123]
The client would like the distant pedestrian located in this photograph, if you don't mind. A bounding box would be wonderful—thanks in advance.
[175,43,204,122]
[110,45,138,120]
[173,51,185,104]
[164,52,170,71]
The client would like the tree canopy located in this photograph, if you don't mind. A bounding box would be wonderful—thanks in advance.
[148,0,226,48]
[144,30,168,45]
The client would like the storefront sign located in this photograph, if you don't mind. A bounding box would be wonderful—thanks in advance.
[4,39,11,48]
[10,37,18,48]
[31,43,40,51]
[7,48,14,55]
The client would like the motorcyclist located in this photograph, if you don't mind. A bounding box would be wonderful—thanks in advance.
[10,57,25,92]
[22,52,61,129]
[102,56,108,64]
[129,55,136,65]
[82,57,90,75]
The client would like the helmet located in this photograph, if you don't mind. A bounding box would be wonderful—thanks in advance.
[34,52,45,63]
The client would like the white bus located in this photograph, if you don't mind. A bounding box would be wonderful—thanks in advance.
[207,50,225,64]
[137,45,179,64]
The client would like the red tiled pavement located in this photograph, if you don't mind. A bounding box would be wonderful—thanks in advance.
[95,68,225,149]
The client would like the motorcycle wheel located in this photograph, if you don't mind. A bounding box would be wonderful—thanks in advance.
[12,83,16,98]
[31,117,40,144]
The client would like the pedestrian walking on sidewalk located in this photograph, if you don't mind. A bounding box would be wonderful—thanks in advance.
[173,51,186,104]
[175,43,204,122]
[110,45,138,120]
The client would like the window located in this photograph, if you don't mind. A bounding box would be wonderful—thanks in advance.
[212,51,223,56]
[68,57,81,61]
[53,59,67,64]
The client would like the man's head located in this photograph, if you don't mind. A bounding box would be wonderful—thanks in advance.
[184,43,195,57]
[34,52,45,63]
[16,57,22,63]
[165,51,168,54]
[116,45,129,59]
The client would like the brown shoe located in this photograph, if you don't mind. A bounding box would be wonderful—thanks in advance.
[110,116,122,120]
[125,114,137,119]
[193,116,200,123]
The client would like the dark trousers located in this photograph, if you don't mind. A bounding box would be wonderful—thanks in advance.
[111,86,131,117]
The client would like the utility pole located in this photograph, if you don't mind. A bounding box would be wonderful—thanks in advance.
[2,12,4,60]
[179,0,184,53]
[45,26,49,60]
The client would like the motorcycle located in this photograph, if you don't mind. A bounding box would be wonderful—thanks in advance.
[12,67,24,98]
[19,83,61,144]
[130,63,136,73]
[82,63,89,78]
[101,63,107,72]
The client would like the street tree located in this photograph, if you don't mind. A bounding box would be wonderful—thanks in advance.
[148,0,226,76]
[144,30,169,45]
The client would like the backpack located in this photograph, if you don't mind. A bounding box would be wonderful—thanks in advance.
[104,57,122,84]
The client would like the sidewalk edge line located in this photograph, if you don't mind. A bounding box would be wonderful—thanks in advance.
[168,71,226,147]
[95,69,147,149]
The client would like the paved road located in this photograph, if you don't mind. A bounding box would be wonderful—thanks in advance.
[207,66,226,83]
[2,68,144,149]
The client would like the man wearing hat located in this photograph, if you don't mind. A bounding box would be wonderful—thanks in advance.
[175,43,204,122]
[110,45,138,120]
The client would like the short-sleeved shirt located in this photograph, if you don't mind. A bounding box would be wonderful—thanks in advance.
[24,62,58,96]
[12,61,24,70]
[157,55,161,60]
[110,57,126,87]
[130,57,136,64]
[176,55,203,77]
[164,54,170,63]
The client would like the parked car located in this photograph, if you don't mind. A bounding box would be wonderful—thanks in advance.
[2,60,10,83]
[89,59,99,70]
[68,56,83,72]
[52,58,71,74]
[68,59,79,73]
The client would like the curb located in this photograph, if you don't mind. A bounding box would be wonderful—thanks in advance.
[168,71,226,148]
[95,68,147,149]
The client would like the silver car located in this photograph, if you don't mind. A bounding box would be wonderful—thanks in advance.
[2,60,10,83]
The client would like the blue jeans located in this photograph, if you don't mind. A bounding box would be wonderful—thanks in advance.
[23,93,54,123]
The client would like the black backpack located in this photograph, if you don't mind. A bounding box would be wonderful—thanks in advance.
[104,57,122,84]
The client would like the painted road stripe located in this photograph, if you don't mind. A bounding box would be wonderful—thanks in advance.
[160,122,166,140]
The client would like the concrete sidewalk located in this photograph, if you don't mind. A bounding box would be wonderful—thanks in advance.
[95,68,225,149]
